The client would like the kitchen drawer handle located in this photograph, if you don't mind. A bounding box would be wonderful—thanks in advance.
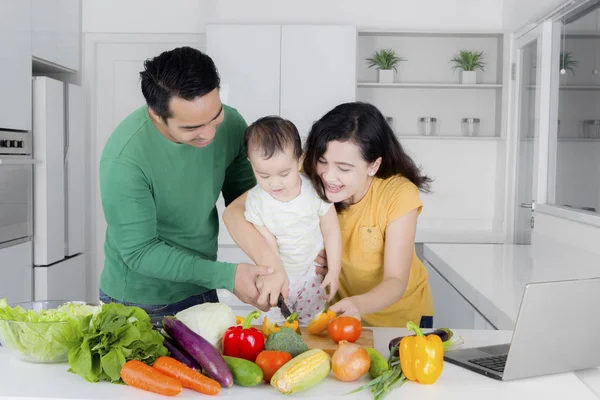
[0,159,35,165]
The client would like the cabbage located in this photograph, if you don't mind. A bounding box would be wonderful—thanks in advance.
[175,302,236,351]
[0,298,99,362]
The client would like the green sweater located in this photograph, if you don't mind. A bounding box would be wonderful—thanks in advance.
[99,105,256,304]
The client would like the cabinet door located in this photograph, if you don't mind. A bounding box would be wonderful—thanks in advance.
[280,25,357,137]
[207,25,281,126]
[33,77,65,266]
[56,0,80,71]
[34,254,86,301]
[0,0,32,131]
[31,0,58,65]
[0,242,33,304]
[32,0,80,71]
[65,84,85,256]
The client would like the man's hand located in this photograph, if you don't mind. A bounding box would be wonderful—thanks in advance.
[256,268,290,308]
[233,263,274,311]
[329,297,361,320]
[314,249,328,276]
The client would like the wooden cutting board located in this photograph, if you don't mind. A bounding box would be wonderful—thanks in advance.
[299,327,374,356]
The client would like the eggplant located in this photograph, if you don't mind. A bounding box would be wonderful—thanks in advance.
[163,337,202,371]
[388,328,453,355]
[163,316,234,388]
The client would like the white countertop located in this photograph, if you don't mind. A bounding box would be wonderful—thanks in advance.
[423,240,600,399]
[0,328,597,400]
[423,241,600,330]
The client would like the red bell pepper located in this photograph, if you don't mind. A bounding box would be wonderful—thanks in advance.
[222,310,264,362]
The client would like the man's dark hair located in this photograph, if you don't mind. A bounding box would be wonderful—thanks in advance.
[140,46,220,123]
[244,116,303,160]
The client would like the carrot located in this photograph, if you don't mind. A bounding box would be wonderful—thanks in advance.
[120,360,182,397]
[153,356,221,395]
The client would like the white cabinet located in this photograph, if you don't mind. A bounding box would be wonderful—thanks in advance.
[32,0,80,71]
[34,254,86,302]
[207,24,357,136]
[206,25,281,127]
[280,25,357,136]
[0,0,32,131]
[0,242,33,304]
[32,77,65,266]
[424,260,496,330]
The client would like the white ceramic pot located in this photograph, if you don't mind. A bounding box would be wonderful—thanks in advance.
[460,71,476,84]
[378,69,394,83]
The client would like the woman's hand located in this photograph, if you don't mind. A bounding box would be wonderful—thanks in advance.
[314,249,328,276]
[328,297,361,320]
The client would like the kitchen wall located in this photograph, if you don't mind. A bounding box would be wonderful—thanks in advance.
[82,0,504,33]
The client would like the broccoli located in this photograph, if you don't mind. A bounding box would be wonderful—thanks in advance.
[264,327,309,357]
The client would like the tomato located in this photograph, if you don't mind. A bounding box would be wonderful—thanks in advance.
[328,316,362,343]
[255,350,293,382]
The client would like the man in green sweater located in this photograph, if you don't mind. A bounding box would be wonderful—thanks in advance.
[99,46,282,318]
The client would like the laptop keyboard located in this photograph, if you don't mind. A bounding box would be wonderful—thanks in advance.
[468,354,507,373]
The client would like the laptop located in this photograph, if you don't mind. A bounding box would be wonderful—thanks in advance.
[444,277,600,381]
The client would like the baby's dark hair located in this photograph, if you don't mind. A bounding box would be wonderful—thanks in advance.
[244,116,302,160]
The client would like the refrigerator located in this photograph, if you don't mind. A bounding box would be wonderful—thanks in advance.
[32,76,86,302]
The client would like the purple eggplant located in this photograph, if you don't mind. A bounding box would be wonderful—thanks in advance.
[163,316,233,388]
[163,337,202,371]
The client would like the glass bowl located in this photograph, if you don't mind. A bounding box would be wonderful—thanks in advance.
[0,300,91,363]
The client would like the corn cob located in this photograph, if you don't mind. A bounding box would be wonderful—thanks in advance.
[270,349,331,394]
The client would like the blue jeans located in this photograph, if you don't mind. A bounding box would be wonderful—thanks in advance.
[99,289,219,327]
[419,316,433,329]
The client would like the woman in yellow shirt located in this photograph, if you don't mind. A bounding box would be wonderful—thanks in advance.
[303,102,434,328]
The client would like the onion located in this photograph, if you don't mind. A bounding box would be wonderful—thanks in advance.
[331,340,371,382]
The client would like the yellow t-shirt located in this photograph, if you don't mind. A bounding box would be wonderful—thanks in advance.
[335,175,434,327]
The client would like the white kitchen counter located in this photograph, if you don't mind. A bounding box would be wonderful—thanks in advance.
[423,240,600,331]
[0,328,597,400]
[423,240,600,398]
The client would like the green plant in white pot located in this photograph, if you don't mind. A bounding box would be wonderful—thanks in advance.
[366,49,406,83]
[450,50,486,84]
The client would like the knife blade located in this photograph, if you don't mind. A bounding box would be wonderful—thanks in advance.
[277,293,292,319]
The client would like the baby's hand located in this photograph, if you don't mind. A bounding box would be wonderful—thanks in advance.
[321,270,340,302]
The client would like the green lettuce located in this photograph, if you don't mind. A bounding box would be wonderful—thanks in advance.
[67,302,168,383]
[0,299,98,363]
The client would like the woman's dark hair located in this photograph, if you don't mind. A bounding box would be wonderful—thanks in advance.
[245,116,303,160]
[303,102,432,212]
[140,46,220,123]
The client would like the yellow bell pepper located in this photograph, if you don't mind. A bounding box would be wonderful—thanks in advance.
[307,309,337,334]
[236,315,245,326]
[262,312,299,337]
[399,321,444,384]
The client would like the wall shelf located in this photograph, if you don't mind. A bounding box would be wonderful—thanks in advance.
[397,134,504,140]
[358,82,502,89]
[557,137,600,142]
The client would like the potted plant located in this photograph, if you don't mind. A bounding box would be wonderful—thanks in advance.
[450,50,486,84]
[366,49,406,83]
[559,51,579,75]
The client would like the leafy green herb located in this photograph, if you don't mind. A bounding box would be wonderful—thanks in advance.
[67,303,168,383]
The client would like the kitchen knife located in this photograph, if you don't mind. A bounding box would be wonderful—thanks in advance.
[277,293,292,319]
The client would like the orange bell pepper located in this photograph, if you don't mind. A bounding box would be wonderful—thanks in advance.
[307,309,336,334]
[399,321,444,384]
[262,312,299,337]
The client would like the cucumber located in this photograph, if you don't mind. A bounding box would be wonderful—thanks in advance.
[365,347,389,378]
[223,355,264,387]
